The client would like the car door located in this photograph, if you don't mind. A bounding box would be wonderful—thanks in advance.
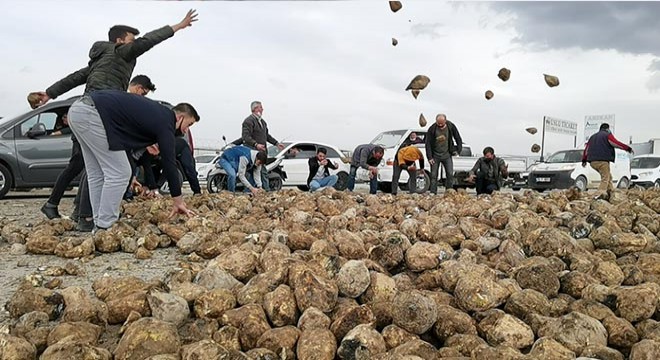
[280,143,317,185]
[13,109,73,185]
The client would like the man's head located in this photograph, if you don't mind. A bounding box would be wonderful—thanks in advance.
[173,103,200,134]
[373,146,385,160]
[600,123,610,132]
[317,147,328,161]
[255,151,268,166]
[483,146,495,161]
[250,101,263,117]
[287,147,300,158]
[128,75,156,96]
[108,25,139,44]
[409,132,417,141]
[435,114,447,127]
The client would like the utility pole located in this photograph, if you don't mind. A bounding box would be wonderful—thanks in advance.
[540,116,546,162]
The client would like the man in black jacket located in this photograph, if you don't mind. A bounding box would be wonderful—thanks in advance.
[241,101,285,191]
[68,90,199,231]
[425,114,463,194]
[466,147,508,195]
[307,148,339,192]
[35,10,198,226]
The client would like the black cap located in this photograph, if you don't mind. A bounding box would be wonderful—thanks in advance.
[130,75,156,92]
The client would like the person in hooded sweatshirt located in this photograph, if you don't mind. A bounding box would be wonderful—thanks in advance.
[32,10,198,229]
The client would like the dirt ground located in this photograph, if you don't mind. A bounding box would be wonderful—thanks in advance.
[0,184,387,330]
[0,189,193,330]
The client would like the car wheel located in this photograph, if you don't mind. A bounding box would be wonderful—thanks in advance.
[207,174,227,193]
[334,171,349,191]
[413,172,431,194]
[575,175,588,191]
[655,179,660,188]
[378,181,392,193]
[0,163,12,199]
[617,177,630,189]
[159,169,184,195]
[270,177,283,191]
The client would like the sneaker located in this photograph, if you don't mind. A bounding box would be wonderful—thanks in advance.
[40,203,61,219]
[76,218,94,232]
[92,226,108,236]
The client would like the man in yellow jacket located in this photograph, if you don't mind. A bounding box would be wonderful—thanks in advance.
[392,145,425,195]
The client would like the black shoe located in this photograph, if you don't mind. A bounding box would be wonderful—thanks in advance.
[70,213,79,223]
[40,204,61,219]
[76,218,94,232]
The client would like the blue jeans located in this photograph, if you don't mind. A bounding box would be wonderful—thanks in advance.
[348,166,378,194]
[310,175,338,192]
[218,157,238,192]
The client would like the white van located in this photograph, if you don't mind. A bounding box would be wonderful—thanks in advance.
[631,155,660,188]
[528,148,631,191]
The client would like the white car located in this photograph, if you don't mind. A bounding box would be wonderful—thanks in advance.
[195,154,220,182]
[528,148,631,191]
[267,141,351,190]
[631,155,660,188]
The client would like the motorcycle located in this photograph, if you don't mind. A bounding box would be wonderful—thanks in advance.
[206,141,287,193]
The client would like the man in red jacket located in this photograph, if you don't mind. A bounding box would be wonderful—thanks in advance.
[582,123,633,200]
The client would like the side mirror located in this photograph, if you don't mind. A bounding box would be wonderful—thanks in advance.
[27,123,47,138]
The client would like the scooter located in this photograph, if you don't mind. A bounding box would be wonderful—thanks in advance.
[206,141,287,193]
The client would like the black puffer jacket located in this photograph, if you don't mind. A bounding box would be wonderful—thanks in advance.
[46,26,174,99]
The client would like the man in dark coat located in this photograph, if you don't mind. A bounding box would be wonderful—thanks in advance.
[347,144,385,194]
[241,101,285,191]
[582,123,633,200]
[467,147,508,195]
[425,113,463,194]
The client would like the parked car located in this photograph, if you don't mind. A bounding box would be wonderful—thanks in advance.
[195,154,220,182]
[0,95,180,199]
[267,141,350,190]
[528,148,631,192]
[371,129,527,193]
[631,155,660,188]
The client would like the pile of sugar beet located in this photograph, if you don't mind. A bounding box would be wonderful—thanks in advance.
[2,187,660,360]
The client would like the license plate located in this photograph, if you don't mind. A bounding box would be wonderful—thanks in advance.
[536,177,551,183]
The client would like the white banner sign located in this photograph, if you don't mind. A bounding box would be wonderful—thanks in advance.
[584,114,615,142]
[544,116,578,136]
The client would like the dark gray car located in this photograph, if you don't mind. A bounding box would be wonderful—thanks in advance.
[0,95,177,199]
[0,96,81,198]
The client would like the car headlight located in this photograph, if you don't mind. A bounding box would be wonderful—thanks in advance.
[561,165,576,171]
[638,171,653,177]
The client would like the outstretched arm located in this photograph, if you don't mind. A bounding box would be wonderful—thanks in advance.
[116,9,198,61]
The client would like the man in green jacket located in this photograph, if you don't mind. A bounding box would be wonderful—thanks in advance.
[34,9,198,230]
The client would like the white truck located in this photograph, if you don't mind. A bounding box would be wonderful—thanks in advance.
[370,129,528,193]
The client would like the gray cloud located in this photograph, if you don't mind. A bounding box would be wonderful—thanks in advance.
[492,2,660,55]
[410,22,445,39]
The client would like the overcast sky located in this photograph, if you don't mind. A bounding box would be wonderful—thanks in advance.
[2,1,659,156]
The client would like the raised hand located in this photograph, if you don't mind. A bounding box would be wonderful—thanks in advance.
[173,9,199,32]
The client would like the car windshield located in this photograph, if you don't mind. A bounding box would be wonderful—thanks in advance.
[370,130,407,148]
[267,142,292,157]
[195,155,216,164]
[632,157,660,169]
[546,150,583,163]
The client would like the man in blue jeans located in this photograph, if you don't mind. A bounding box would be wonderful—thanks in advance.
[347,144,385,194]
[218,145,266,194]
[307,147,339,192]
